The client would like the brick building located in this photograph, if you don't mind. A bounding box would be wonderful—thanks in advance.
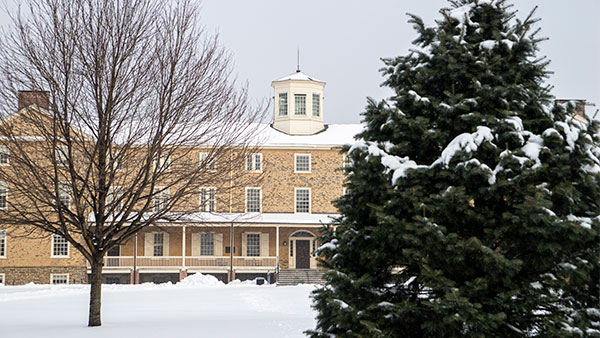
[0,70,362,285]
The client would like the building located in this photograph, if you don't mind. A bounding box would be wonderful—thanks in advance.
[0,70,362,285]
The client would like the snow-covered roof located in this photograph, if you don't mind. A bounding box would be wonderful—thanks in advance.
[274,71,324,83]
[255,123,363,148]
[90,212,340,225]
[177,212,339,225]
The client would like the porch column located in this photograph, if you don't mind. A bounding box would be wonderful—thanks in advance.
[182,225,187,269]
[276,225,280,273]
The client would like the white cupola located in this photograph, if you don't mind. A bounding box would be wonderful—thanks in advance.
[271,70,325,135]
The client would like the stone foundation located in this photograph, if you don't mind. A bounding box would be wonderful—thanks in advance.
[0,266,87,285]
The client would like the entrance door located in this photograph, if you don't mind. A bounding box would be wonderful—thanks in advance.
[296,240,310,269]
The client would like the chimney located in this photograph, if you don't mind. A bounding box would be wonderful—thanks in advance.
[18,90,50,111]
[555,99,586,118]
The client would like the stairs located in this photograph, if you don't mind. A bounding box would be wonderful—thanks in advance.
[277,269,325,286]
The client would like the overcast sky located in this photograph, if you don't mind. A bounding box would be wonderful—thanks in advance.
[1,1,598,123]
[197,0,599,123]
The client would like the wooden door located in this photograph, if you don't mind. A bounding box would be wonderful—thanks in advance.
[296,240,310,269]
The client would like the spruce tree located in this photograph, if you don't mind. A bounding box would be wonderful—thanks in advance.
[308,1,600,337]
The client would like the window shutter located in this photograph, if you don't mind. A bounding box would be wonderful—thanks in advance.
[164,232,170,256]
[214,233,223,256]
[242,232,247,257]
[144,233,153,256]
[260,233,269,257]
[191,232,200,256]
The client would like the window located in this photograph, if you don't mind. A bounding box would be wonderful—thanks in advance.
[153,233,164,256]
[52,234,68,257]
[295,188,311,213]
[51,274,69,285]
[0,181,7,210]
[199,187,216,212]
[246,233,260,256]
[153,187,169,212]
[294,94,306,115]
[246,188,261,213]
[107,186,123,213]
[0,229,5,257]
[294,154,311,173]
[200,233,214,256]
[55,145,68,166]
[200,152,216,171]
[154,154,170,172]
[57,183,70,210]
[246,153,262,172]
[312,94,320,116]
[0,273,4,284]
[278,93,288,116]
[343,154,352,168]
[0,145,9,165]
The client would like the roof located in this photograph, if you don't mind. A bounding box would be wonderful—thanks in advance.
[255,123,363,148]
[274,71,324,83]
[179,212,339,224]
[90,212,340,225]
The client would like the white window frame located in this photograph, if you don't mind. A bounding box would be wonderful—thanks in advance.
[246,233,261,257]
[153,232,164,257]
[153,186,169,212]
[56,183,71,211]
[55,145,68,166]
[246,153,262,173]
[294,153,311,173]
[50,273,69,285]
[0,273,5,285]
[278,93,288,116]
[312,93,320,116]
[294,188,311,214]
[199,152,216,172]
[0,181,7,210]
[107,186,123,213]
[343,154,352,168]
[51,234,69,258]
[153,154,170,172]
[0,145,9,165]
[294,94,306,115]
[199,187,216,212]
[245,187,262,213]
[0,229,6,258]
[200,233,214,256]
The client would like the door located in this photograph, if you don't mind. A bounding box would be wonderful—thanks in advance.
[296,240,310,269]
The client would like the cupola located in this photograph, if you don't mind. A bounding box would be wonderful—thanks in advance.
[271,70,325,135]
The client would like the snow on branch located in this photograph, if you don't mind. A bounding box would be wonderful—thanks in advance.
[432,126,495,166]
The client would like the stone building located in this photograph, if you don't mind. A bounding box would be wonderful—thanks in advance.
[0,70,362,285]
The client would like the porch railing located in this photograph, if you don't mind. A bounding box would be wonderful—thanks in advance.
[98,256,276,269]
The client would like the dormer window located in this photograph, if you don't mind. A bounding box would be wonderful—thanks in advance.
[294,94,306,115]
[278,93,288,116]
[312,94,320,116]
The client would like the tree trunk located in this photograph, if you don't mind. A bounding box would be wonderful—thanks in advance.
[88,258,103,327]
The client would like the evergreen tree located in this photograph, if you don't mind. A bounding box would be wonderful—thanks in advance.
[308,1,599,337]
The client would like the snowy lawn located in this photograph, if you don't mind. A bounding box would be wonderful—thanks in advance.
[0,275,318,338]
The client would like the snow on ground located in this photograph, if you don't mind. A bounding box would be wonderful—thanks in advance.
[0,274,318,338]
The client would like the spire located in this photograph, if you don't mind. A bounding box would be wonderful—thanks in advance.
[296,47,300,73]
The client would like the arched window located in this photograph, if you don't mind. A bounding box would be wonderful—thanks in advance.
[291,231,315,238]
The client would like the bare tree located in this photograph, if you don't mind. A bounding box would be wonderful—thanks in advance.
[0,0,265,327]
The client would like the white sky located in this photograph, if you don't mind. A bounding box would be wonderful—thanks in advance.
[197,0,599,123]
[1,1,598,123]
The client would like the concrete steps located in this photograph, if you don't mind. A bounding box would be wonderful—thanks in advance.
[277,269,325,286]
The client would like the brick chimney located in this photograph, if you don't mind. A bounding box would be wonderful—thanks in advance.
[555,99,586,118]
[18,90,50,111]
